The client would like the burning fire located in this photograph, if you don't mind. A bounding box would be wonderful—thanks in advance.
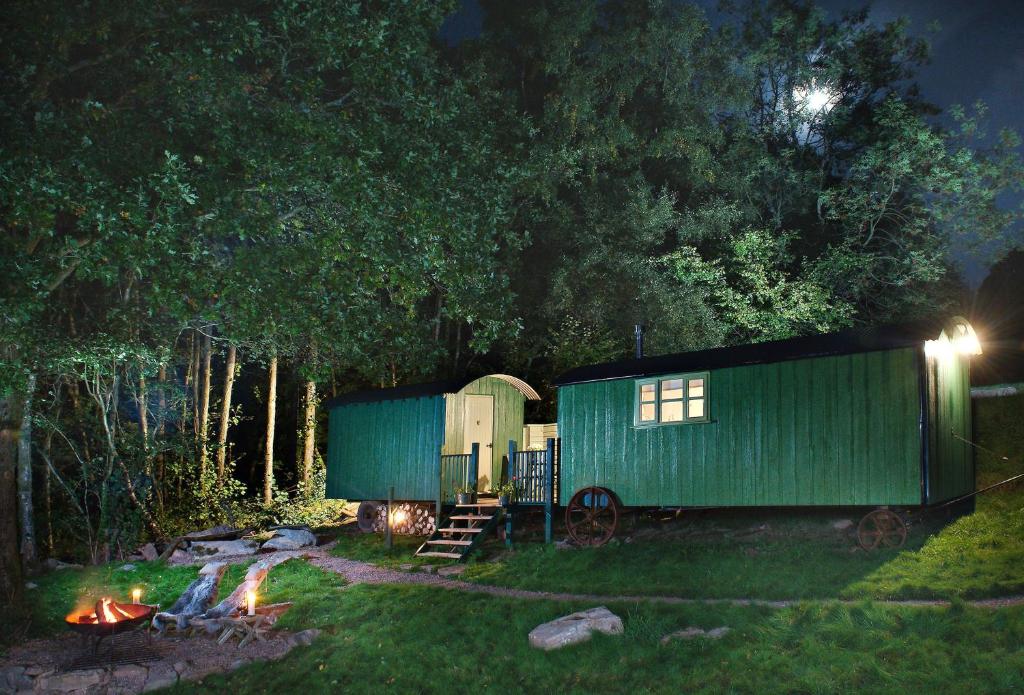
[67,597,136,624]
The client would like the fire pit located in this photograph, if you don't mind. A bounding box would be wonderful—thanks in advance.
[65,597,156,638]
[62,598,162,670]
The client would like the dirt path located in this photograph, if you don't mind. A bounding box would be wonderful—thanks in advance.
[304,547,1024,610]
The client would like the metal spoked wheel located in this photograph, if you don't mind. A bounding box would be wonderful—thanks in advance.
[857,509,907,550]
[565,487,620,547]
[356,501,382,533]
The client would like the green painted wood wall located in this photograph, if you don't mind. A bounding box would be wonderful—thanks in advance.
[556,348,925,507]
[926,351,973,503]
[326,395,445,501]
[442,376,525,488]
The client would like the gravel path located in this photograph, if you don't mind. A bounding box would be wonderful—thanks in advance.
[303,547,1024,610]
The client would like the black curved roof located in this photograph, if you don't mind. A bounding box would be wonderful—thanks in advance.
[323,379,466,408]
[552,321,942,387]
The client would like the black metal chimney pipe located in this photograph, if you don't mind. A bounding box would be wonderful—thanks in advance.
[634,324,645,359]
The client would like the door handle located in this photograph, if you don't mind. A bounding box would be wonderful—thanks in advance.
[486,444,493,448]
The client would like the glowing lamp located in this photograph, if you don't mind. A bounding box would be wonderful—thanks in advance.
[246,589,256,616]
[131,588,142,604]
[392,509,408,526]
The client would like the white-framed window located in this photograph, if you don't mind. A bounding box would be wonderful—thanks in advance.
[634,372,709,426]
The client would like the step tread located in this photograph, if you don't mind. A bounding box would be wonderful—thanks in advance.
[415,551,462,559]
[439,527,484,534]
[449,514,493,521]
[425,539,473,546]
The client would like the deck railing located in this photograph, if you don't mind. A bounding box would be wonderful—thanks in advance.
[439,443,479,504]
[507,438,558,543]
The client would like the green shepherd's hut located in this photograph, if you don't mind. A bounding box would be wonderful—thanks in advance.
[325,374,540,504]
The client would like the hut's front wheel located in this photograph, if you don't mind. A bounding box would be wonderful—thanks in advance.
[857,509,907,550]
[565,487,620,547]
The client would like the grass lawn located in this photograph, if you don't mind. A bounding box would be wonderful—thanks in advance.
[183,573,1024,694]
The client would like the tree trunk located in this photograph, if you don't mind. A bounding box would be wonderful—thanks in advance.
[301,378,316,488]
[215,344,237,483]
[0,391,25,606]
[263,355,277,505]
[198,331,212,481]
[17,373,36,571]
[138,369,149,475]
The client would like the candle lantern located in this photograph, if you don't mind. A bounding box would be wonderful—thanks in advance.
[132,588,142,604]
[246,589,256,616]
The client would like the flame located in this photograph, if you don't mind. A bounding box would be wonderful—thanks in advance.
[99,597,117,623]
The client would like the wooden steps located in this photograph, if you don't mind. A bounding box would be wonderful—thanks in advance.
[414,500,504,562]
[416,551,462,559]
[439,527,483,534]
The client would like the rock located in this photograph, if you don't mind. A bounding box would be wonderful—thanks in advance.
[24,581,37,589]
[833,518,854,531]
[554,539,576,551]
[228,659,250,671]
[44,557,83,571]
[417,564,437,574]
[528,606,623,650]
[35,668,106,691]
[139,542,159,561]
[169,549,191,564]
[143,668,179,692]
[436,565,466,577]
[23,665,50,677]
[660,626,731,644]
[260,528,317,552]
[120,563,138,571]
[190,539,259,558]
[398,563,414,571]
[288,628,322,647]
[1,666,30,691]
[172,660,192,675]
[660,627,706,644]
[183,524,239,539]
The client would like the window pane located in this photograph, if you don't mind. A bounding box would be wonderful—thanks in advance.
[687,398,704,419]
[661,379,683,400]
[640,383,656,403]
[640,403,656,421]
[688,378,704,398]
[661,400,683,422]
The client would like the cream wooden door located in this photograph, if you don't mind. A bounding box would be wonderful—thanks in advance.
[463,394,494,490]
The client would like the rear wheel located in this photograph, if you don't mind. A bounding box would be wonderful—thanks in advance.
[565,487,620,546]
[857,509,907,550]
[356,501,382,533]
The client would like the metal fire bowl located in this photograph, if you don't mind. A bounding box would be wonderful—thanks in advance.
[65,602,155,638]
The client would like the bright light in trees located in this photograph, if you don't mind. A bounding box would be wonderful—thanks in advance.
[794,82,836,116]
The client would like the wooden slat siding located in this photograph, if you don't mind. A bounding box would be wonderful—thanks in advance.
[442,376,526,482]
[325,395,445,501]
[556,348,923,507]
[927,350,973,503]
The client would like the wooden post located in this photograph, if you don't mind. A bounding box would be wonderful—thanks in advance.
[385,486,393,550]
[435,450,443,529]
[469,443,480,492]
[506,440,516,548]
[544,438,555,544]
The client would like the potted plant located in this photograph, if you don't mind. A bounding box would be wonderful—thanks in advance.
[491,480,517,507]
[454,484,477,505]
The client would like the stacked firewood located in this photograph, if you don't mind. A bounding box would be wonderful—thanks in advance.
[371,502,435,535]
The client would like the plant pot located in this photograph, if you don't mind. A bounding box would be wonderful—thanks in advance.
[456,492,476,505]
[498,495,510,507]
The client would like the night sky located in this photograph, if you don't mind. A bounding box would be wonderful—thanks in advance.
[441,0,1024,287]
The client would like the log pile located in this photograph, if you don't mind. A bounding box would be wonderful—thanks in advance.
[371,502,435,535]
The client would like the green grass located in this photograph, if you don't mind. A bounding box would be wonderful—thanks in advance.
[328,530,453,569]
[180,574,1024,694]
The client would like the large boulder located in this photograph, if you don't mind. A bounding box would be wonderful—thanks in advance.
[190,539,259,558]
[528,606,623,650]
[261,528,317,552]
